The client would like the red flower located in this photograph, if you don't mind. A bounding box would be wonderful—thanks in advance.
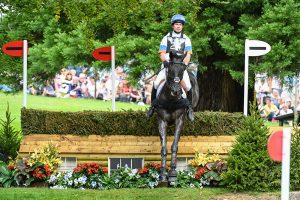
[8,165,15,171]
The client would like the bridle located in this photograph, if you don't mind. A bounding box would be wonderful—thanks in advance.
[165,61,186,98]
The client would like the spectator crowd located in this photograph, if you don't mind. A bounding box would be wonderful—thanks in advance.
[255,74,300,125]
[28,66,153,106]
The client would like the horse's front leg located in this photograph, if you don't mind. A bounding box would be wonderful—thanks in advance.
[158,118,168,182]
[169,112,184,182]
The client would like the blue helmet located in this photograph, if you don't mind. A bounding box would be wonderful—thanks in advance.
[170,14,185,25]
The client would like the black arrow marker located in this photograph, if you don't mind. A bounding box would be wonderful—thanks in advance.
[249,47,266,50]
[98,52,110,55]
[6,47,23,50]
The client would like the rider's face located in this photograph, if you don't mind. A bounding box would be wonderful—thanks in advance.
[172,23,183,33]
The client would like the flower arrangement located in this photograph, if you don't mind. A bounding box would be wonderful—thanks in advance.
[48,162,109,189]
[174,168,208,188]
[26,143,62,173]
[32,164,51,180]
[188,151,227,186]
[0,143,62,187]
[48,162,167,190]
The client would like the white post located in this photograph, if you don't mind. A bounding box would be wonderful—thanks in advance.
[111,46,116,112]
[244,39,249,116]
[281,128,291,200]
[23,40,28,108]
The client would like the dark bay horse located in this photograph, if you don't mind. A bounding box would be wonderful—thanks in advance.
[155,51,199,184]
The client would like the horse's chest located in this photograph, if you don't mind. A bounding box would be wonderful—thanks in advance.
[157,109,185,123]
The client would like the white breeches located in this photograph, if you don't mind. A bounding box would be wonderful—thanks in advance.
[153,67,191,91]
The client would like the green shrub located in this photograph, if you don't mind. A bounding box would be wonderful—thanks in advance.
[21,108,244,136]
[290,126,300,191]
[221,103,281,192]
[0,103,22,162]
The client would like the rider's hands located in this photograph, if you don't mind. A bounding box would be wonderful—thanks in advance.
[163,60,169,68]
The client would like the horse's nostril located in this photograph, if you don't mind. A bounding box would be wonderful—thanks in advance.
[174,77,180,83]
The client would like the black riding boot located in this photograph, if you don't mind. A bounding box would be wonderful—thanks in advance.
[146,88,157,119]
[186,90,194,122]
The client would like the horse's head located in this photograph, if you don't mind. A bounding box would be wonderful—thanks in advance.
[166,50,186,98]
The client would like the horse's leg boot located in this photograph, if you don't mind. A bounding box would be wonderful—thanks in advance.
[186,90,194,122]
[146,88,157,119]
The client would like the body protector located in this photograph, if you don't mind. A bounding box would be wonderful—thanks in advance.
[154,31,192,96]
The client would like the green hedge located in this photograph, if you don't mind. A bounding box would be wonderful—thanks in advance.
[21,108,244,136]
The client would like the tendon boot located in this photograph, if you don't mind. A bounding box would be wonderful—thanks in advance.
[186,90,194,122]
[146,88,157,119]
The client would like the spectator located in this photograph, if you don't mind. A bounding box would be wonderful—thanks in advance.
[69,77,81,98]
[279,103,293,125]
[57,70,73,98]
[42,80,56,97]
[270,89,280,108]
[121,79,131,102]
[262,98,279,122]
[78,73,90,98]
[130,86,142,103]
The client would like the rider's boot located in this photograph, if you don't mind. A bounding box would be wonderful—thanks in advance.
[146,88,157,119]
[186,90,194,122]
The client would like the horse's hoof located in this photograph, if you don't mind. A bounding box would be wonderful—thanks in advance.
[168,176,177,184]
[159,175,167,182]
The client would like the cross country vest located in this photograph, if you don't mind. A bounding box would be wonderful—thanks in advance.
[166,32,186,53]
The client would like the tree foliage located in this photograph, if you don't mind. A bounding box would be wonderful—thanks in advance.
[1,0,299,110]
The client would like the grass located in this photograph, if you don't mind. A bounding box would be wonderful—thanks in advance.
[0,187,280,200]
[0,92,147,131]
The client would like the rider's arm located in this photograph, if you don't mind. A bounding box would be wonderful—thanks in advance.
[183,52,191,65]
[159,35,169,62]
[160,52,168,62]
[183,37,192,65]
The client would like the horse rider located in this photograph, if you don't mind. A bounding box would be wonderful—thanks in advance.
[146,14,194,121]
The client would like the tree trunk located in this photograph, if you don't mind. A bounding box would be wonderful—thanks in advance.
[197,66,251,112]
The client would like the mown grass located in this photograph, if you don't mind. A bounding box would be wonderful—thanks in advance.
[0,187,279,200]
[0,92,146,131]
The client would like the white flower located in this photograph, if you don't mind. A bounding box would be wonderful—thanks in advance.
[91,181,97,188]
[50,185,67,190]
[68,180,73,186]
[114,179,120,184]
[148,182,155,188]
[78,176,87,185]
[190,183,195,188]
[48,174,57,184]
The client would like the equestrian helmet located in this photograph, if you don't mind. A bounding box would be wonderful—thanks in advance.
[170,14,185,25]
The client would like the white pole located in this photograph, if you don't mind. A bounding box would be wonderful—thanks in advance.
[281,128,291,200]
[111,46,116,112]
[244,39,249,116]
[23,40,28,108]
